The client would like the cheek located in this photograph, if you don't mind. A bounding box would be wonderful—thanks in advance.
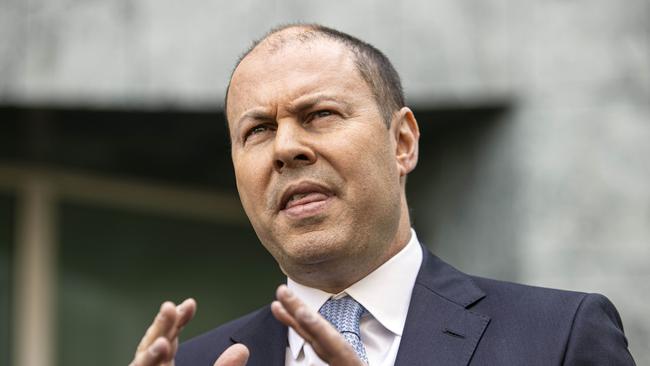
[234,158,266,209]
[337,133,398,195]
[361,132,397,176]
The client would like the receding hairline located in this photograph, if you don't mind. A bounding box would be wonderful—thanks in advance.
[225,23,405,127]
[246,24,326,56]
[225,25,351,119]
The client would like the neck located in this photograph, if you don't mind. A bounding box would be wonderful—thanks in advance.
[288,199,413,294]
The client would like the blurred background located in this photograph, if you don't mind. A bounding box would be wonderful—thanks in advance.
[1,0,649,365]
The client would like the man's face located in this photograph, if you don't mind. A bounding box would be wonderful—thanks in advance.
[226,37,404,287]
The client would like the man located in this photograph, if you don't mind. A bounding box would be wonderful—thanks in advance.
[129,24,635,366]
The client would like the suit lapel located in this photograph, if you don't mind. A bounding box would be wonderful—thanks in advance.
[228,246,490,366]
[230,305,287,366]
[395,246,491,366]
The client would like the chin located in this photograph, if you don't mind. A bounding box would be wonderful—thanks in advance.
[279,229,352,265]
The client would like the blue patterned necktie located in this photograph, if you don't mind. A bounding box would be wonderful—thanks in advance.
[318,296,369,364]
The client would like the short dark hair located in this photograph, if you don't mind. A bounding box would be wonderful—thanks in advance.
[225,23,405,127]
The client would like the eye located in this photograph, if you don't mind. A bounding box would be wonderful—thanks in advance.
[314,110,332,118]
[307,109,335,122]
[244,124,271,141]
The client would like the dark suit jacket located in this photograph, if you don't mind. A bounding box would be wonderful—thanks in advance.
[177,245,635,365]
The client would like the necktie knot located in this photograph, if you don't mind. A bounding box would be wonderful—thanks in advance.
[319,296,369,364]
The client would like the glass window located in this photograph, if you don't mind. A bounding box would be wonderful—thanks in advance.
[57,201,283,366]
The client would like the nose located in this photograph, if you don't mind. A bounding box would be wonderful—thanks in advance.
[273,122,316,172]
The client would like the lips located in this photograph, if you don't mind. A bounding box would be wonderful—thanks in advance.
[279,182,333,212]
[285,192,330,209]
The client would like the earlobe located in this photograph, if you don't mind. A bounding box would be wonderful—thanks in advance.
[394,107,420,177]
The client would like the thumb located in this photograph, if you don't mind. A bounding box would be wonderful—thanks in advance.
[213,343,250,366]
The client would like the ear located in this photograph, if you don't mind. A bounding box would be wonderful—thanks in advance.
[391,107,420,177]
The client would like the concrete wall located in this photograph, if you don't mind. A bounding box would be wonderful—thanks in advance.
[1,0,513,107]
[2,0,649,363]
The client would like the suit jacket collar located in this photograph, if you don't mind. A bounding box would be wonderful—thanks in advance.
[228,244,490,366]
[394,245,490,366]
[230,305,287,366]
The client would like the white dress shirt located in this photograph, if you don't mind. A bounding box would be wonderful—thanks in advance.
[285,229,423,366]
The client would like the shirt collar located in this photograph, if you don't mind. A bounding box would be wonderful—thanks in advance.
[286,229,423,360]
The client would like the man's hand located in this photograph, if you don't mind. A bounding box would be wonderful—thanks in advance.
[129,298,197,366]
[130,285,362,366]
[271,285,365,366]
[129,298,250,366]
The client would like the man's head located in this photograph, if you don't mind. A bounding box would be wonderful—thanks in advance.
[226,24,420,292]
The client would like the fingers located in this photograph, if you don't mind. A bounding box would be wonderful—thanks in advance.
[213,344,250,366]
[137,301,178,353]
[132,298,197,365]
[129,337,172,366]
[272,285,363,366]
[270,296,309,343]
[174,298,198,336]
[167,298,197,357]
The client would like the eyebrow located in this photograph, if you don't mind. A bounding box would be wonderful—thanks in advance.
[235,93,353,131]
[286,94,352,115]
[236,108,274,128]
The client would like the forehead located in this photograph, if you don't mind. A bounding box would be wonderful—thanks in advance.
[226,37,371,122]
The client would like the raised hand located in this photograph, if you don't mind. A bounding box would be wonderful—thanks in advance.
[271,285,366,366]
[129,298,197,366]
[130,286,363,366]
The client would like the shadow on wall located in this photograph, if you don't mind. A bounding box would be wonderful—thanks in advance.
[407,105,517,281]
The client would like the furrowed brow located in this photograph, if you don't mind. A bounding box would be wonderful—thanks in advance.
[286,94,352,115]
[236,109,275,128]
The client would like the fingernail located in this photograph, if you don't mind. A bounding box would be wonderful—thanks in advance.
[284,287,294,299]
